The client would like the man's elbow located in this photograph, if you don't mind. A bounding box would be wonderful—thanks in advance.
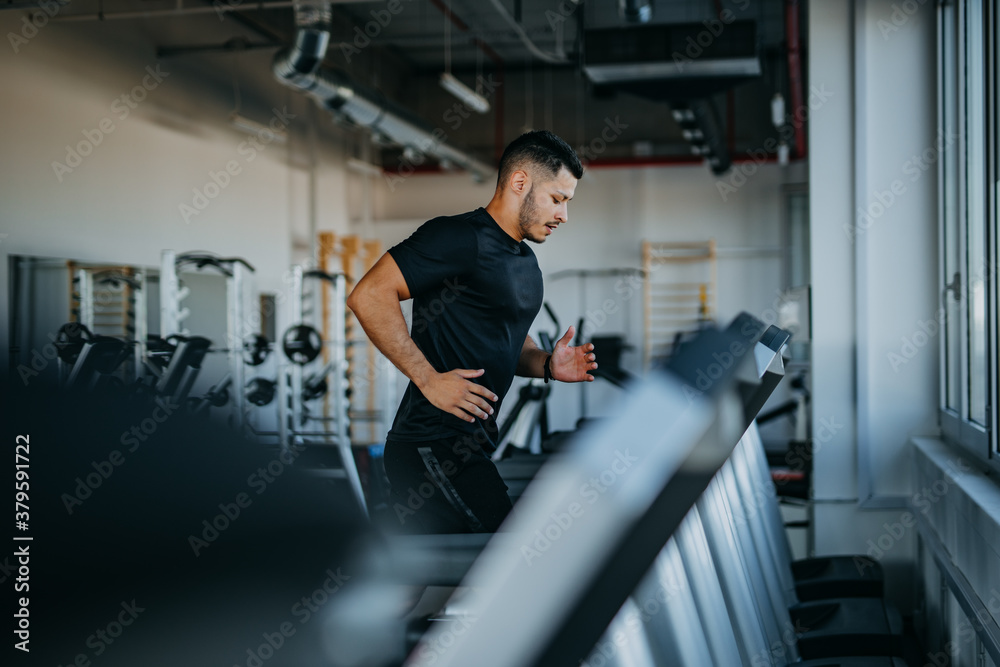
[346,284,364,317]
[347,281,390,321]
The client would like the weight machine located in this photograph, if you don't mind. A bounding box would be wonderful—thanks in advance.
[277,265,367,517]
[159,250,257,429]
[152,253,370,516]
[72,264,147,381]
[51,264,149,390]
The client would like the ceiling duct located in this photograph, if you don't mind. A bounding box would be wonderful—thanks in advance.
[581,20,757,175]
[273,0,493,181]
[582,21,760,99]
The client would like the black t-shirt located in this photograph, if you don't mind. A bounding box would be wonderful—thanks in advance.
[386,207,543,449]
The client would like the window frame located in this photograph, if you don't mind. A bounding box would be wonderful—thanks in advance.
[937,0,997,467]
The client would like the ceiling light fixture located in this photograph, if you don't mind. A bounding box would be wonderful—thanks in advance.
[771,93,786,128]
[228,113,287,144]
[440,72,491,114]
[439,6,490,114]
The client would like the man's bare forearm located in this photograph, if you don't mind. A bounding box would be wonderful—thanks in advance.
[348,289,436,390]
[347,253,496,423]
[516,336,548,378]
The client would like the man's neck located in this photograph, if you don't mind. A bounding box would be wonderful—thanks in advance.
[485,198,522,243]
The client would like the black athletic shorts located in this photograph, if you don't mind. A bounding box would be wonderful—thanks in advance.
[383,434,513,534]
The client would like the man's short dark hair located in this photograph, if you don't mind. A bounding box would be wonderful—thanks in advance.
[496,130,583,188]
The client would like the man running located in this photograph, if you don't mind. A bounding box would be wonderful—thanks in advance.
[347,130,597,534]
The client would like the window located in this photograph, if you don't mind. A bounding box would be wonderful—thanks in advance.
[938,0,996,461]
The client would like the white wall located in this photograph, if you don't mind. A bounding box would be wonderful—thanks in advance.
[808,0,939,610]
[368,158,801,431]
[0,14,352,356]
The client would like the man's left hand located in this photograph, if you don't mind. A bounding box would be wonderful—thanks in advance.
[551,325,597,382]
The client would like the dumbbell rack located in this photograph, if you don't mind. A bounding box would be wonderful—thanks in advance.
[319,231,396,447]
[278,265,367,517]
[66,262,147,385]
[160,250,254,430]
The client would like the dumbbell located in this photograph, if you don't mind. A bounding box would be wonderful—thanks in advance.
[282,324,323,365]
[246,378,277,406]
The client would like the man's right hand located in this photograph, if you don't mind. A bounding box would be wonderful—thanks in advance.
[418,368,498,423]
[347,255,497,424]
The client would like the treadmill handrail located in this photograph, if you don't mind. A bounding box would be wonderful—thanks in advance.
[410,312,785,667]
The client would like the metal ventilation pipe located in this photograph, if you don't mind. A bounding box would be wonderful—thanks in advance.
[273,0,494,181]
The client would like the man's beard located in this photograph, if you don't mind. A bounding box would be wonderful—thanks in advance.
[517,186,542,242]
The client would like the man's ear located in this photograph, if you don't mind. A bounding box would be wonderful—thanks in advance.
[509,169,530,196]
